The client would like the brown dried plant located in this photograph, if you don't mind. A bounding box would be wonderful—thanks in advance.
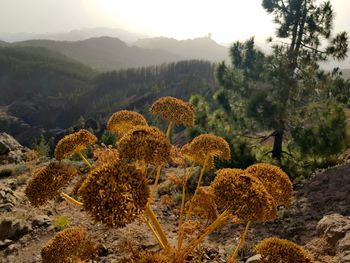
[149,96,195,127]
[118,125,171,166]
[78,161,149,228]
[93,145,119,168]
[107,110,148,137]
[25,96,301,263]
[55,129,97,161]
[255,237,314,263]
[41,227,95,263]
[25,162,78,207]
[245,163,293,207]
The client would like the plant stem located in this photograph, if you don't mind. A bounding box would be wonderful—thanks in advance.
[142,160,146,177]
[229,221,251,262]
[185,157,208,219]
[180,210,230,260]
[60,192,83,206]
[78,151,92,168]
[177,163,195,251]
[144,204,169,249]
[166,121,173,140]
[142,215,165,249]
[148,165,162,205]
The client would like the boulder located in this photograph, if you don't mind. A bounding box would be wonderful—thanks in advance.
[0,218,32,241]
[31,215,51,228]
[0,187,18,212]
[0,133,27,164]
[339,233,350,263]
[316,214,350,247]
[316,214,350,259]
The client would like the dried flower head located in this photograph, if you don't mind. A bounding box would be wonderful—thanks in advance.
[55,129,97,161]
[190,186,218,221]
[25,162,78,207]
[118,126,171,165]
[78,161,149,228]
[149,96,195,126]
[107,110,148,136]
[255,237,314,263]
[169,145,188,167]
[119,251,170,263]
[41,227,95,263]
[212,168,277,223]
[245,163,293,207]
[166,171,184,186]
[183,134,231,168]
[93,146,119,168]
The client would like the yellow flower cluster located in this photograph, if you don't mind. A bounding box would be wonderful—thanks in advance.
[150,96,195,126]
[190,186,218,221]
[107,110,148,136]
[245,163,293,206]
[41,227,95,263]
[182,134,231,169]
[25,162,78,207]
[212,168,277,223]
[255,237,314,263]
[78,161,149,228]
[119,250,170,263]
[118,126,171,165]
[55,129,97,160]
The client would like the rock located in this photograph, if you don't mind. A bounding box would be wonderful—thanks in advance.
[31,215,51,228]
[5,244,19,255]
[339,232,350,252]
[340,252,350,263]
[96,244,109,257]
[246,254,262,263]
[0,133,28,164]
[316,214,350,248]
[0,187,18,212]
[339,233,350,262]
[0,218,32,241]
[0,239,13,250]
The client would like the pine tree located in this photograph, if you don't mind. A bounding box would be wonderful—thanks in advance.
[217,0,348,160]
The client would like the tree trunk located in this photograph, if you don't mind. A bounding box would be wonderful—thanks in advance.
[272,129,284,160]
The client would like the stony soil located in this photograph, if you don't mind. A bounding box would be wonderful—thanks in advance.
[0,160,350,263]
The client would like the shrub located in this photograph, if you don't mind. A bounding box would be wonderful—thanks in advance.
[52,215,70,231]
[0,168,13,178]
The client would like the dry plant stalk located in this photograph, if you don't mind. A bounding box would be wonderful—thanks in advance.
[24,96,313,263]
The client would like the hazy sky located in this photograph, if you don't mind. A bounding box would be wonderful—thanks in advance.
[1,0,349,43]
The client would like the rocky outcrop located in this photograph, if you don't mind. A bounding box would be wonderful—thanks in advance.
[0,133,28,164]
[316,214,350,262]
[0,187,19,212]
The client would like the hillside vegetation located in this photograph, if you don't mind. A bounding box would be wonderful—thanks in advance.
[0,46,217,145]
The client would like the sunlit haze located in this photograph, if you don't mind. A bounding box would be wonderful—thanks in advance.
[1,0,349,43]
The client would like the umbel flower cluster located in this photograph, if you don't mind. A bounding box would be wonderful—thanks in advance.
[24,96,313,262]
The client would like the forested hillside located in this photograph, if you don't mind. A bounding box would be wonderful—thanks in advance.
[0,46,217,145]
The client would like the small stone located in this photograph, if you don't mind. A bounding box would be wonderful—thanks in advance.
[5,244,18,255]
[246,254,262,263]
[31,215,51,228]
[339,232,350,253]
[340,252,350,263]
[0,239,13,250]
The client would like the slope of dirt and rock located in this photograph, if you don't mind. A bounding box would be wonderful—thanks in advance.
[0,136,350,263]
